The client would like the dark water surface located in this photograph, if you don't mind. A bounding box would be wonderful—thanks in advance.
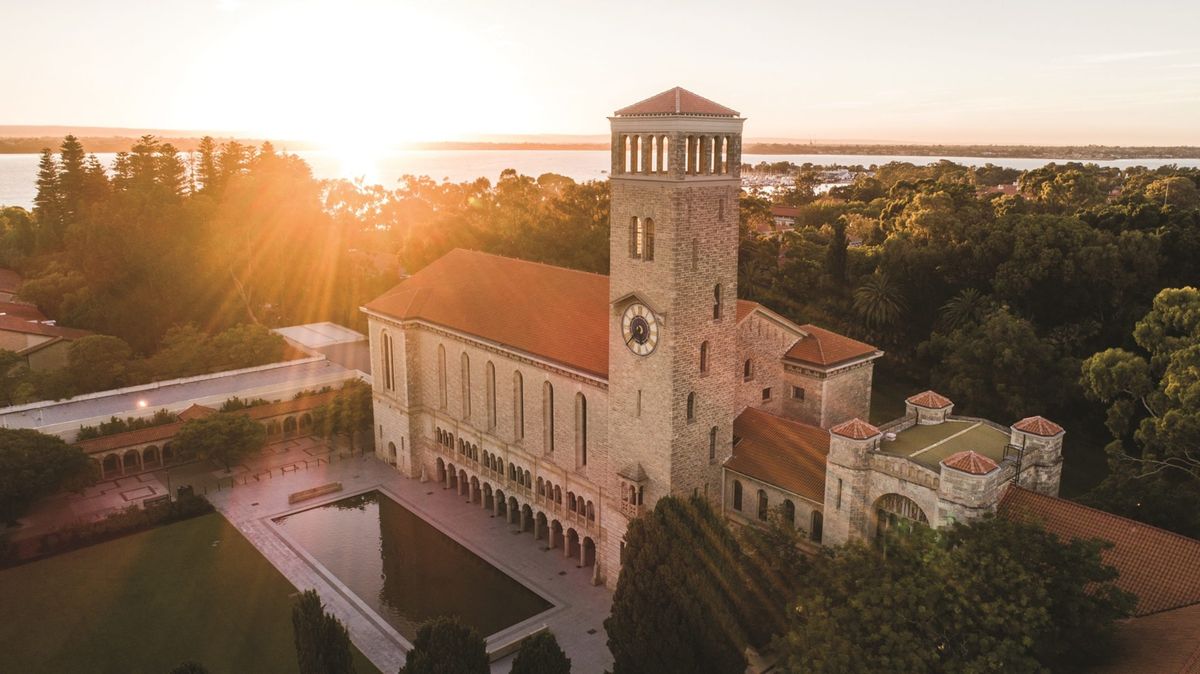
[274,490,551,640]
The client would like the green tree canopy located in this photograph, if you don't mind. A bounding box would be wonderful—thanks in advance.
[173,412,266,472]
[0,428,92,524]
[780,518,1134,673]
[399,616,488,674]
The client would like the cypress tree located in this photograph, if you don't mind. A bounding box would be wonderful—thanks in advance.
[291,589,356,674]
[400,616,488,674]
[510,631,571,674]
[58,135,86,228]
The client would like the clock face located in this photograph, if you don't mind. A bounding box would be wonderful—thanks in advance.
[621,303,659,356]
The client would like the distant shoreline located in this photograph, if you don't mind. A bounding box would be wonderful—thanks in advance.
[2,136,1199,161]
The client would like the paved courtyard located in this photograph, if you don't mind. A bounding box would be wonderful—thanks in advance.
[207,449,615,673]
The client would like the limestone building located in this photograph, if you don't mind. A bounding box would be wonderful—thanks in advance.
[363,87,1063,587]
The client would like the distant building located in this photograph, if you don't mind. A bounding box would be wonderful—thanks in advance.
[769,205,799,231]
[0,316,93,371]
[0,268,22,303]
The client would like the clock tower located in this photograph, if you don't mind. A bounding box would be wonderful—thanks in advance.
[606,87,745,515]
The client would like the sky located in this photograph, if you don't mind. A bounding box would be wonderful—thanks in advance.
[3,0,1200,146]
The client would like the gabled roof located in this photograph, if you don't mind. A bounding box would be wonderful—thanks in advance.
[830,418,880,440]
[735,299,759,322]
[0,316,92,340]
[1089,603,1200,674]
[786,324,879,368]
[177,404,216,421]
[906,390,954,409]
[998,486,1200,616]
[728,407,829,502]
[77,420,186,454]
[1013,415,1064,436]
[942,450,998,475]
[0,302,46,321]
[364,249,610,378]
[614,87,739,118]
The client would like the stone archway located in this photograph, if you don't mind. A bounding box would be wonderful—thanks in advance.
[535,511,548,541]
[508,496,519,525]
[550,519,563,549]
[122,450,140,473]
[566,528,580,560]
[282,416,298,436]
[873,493,929,542]
[582,536,596,567]
[521,504,534,533]
[142,445,160,468]
[102,453,119,477]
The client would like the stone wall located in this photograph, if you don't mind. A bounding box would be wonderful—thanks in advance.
[725,469,825,544]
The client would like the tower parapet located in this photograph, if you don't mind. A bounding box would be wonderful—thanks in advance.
[1009,416,1064,496]
[609,87,744,182]
[823,418,881,545]
[905,390,954,425]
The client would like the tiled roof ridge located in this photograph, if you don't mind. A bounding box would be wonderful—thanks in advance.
[907,390,953,409]
[1004,484,1200,549]
[450,248,611,280]
[943,449,999,474]
[1013,415,1064,436]
[830,417,880,440]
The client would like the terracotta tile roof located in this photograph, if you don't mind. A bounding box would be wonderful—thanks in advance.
[1090,603,1200,674]
[1013,415,1064,436]
[0,316,92,340]
[998,486,1200,616]
[241,391,336,420]
[0,268,21,294]
[728,407,830,502]
[0,302,45,321]
[736,299,759,323]
[771,206,800,218]
[942,450,998,475]
[786,324,879,367]
[830,418,881,440]
[906,390,954,409]
[365,249,610,377]
[614,87,739,117]
[177,404,216,421]
[77,420,186,454]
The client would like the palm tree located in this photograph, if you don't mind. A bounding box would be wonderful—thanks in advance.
[939,288,990,332]
[853,273,907,332]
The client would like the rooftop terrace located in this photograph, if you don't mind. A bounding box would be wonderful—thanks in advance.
[878,420,1010,471]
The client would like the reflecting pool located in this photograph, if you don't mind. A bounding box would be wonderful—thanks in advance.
[274,490,552,640]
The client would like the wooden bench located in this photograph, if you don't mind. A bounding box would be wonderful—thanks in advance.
[287,482,343,504]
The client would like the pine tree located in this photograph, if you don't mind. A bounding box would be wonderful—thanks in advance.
[58,135,86,228]
[33,148,62,248]
[292,589,356,674]
[196,136,219,193]
[157,142,188,199]
[510,631,571,674]
[400,617,488,674]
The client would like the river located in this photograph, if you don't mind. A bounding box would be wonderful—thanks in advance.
[2,149,1198,210]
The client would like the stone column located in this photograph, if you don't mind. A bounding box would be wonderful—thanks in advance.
[534,516,544,542]
[699,135,711,175]
[611,133,622,175]
[492,497,500,518]
[519,508,528,532]
[713,135,724,174]
[641,134,653,175]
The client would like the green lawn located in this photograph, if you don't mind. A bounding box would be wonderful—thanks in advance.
[0,513,379,674]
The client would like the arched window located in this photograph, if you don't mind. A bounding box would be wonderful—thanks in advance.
[743,358,753,381]
[381,330,395,391]
[629,216,642,259]
[513,371,525,440]
[587,501,595,521]
[524,469,531,487]
[699,341,709,374]
[783,499,796,527]
[757,489,768,521]
[437,344,447,409]
[485,361,496,429]
[810,511,823,543]
[575,392,588,467]
[709,426,718,462]
[733,480,743,510]
[713,283,722,320]
[644,218,655,261]
[686,392,695,422]
[460,352,471,419]
[543,381,555,453]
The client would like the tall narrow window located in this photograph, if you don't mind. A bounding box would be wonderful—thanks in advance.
[699,341,709,374]
[686,392,696,422]
[629,217,641,259]
[810,511,823,543]
[636,389,642,417]
[713,284,722,320]
[644,218,655,261]
[543,381,555,453]
[757,489,768,521]
[460,352,471,420]
[437,344,447,409]
[381,331,395,391]
[575,392,588,467]
[513,371,525,439]
[692,238,698,270]
[743,359,753,381]
[783,499,796,527]
[485,361,496,430]
[709,426,718,462]
[733,480,743,510]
